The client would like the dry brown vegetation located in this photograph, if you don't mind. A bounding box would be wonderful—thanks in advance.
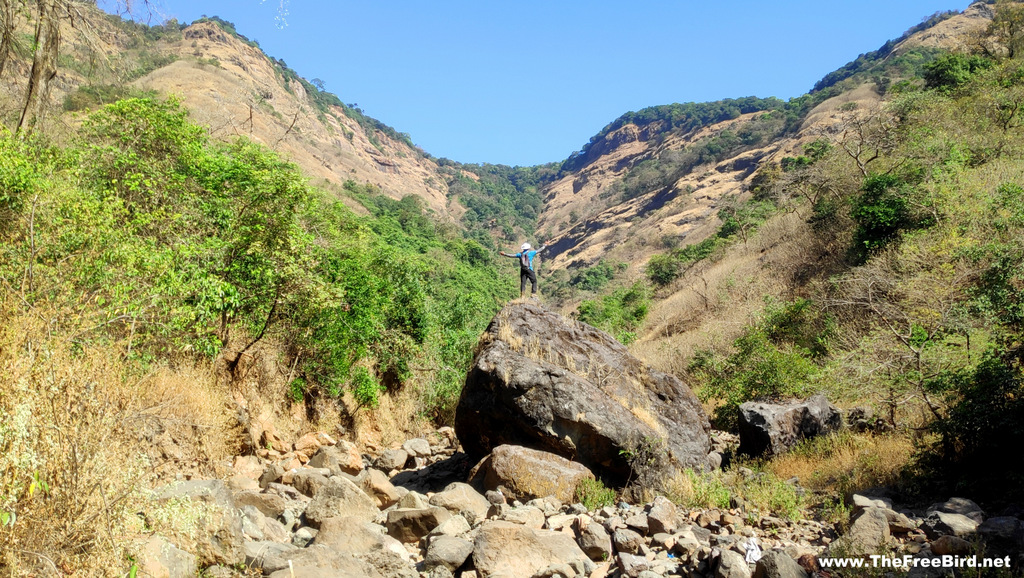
[0,304,238,575]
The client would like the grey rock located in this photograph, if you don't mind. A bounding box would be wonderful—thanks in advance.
[922,511,979,539]
[402,438,431,458]
[455,302,711,485]
[136,536,198,578]
[577,522,613,561]
[265,544,383,578]
[930,535,972,556]
[738,395,842,457]
[233,489,289,519]
[830,507,890,555]
[927,497,985,524]
[624,512,649,535]
[472,520,590,578]
[613,528,645,554]
[304,476,380,528]
[716,549,752,578]
[752,550,809,578]
[430,482,492,521]
[385,507,451,543]
[243,541,297,574]
[469,445,595,504]
[291,470,332,498]
[428,514,472,539]
[292,526,317,547]
[617,552,652,578]
[308,444,363,476]
[503,505,546,529]
[424,535,474,572]
[376,448,409,471]
[647,496,677,535]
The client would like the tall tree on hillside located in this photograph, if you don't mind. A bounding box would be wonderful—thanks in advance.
[2,0,153,133]
[0,0,23,78]
[17,0,62,132]
[989,0,1024,59]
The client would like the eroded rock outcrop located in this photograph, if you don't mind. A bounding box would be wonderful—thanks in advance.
[455,302,711,484]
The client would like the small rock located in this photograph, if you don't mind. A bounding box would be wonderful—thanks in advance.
[403,438,432,458]
[377,448,409,471]
[612,528,645,554]
[930,535,972,556]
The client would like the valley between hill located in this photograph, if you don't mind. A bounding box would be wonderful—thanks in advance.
[1,1,1023,576]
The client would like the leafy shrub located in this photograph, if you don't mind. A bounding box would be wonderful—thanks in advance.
[927,348,1024,499]
[574,478,616,510]
[849,173,912,263]
[690,300,830,429]
[923,53,994,91]
[577,282,649,344]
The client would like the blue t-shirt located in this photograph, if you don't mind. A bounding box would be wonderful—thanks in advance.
[515,250,540,270]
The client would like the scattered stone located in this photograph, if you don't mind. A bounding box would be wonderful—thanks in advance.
[428,514,472,539]
[430,482,492,521]
[930,535,972,556]
[361,468,401,509]
[242,541,297,574]
[472,521,591,578]
[424,535,474,572]
[612,528,645,554]
[136,536,198,578]
[403,438,432,458]
[921,511,979,539]
[291,470,332,498]
[716,549,752,578]
[648,496,678,535]
[752,550,809,578]
[927,497,985,524]
[624,512,650,535]
[385,507,452,543]
[308,442,363,476]
[303,476,380,528]
[617,552,652,578]
[376,448,410,472]
[577,522,613,561]
[504,505,546,529]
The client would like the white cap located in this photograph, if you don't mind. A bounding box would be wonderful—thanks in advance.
[521,243,531,251]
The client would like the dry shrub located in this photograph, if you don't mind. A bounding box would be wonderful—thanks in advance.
[766,430,915,499]
[0,304,238,576]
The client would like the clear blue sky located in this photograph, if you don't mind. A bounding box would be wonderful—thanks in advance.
[111,0,966,166]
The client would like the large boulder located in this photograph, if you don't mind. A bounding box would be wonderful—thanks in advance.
[455,302,711,484]
[738,395,842,457]
[469,444,595,503]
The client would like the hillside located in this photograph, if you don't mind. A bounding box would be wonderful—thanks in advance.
[2,1,1024,575]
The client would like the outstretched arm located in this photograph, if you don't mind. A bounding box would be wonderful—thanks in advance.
[498,251,519,258]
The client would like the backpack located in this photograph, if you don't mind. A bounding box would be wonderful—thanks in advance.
[519,251,531,269]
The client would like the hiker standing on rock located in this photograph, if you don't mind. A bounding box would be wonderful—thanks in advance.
[500,242,547,299]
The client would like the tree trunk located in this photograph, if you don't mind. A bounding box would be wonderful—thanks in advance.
[17,0,60,133]
[0,0,24,79]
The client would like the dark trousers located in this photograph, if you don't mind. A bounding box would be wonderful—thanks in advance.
[520,268,537,294]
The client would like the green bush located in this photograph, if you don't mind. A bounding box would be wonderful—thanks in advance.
[690,300,830,429]
[923,53,994,91]
[574,478,616,510]
[849,173,911,263]
[577,282,649,344]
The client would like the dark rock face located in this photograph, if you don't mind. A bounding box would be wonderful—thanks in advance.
[737,395,842,457]
[455,302,711,484]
